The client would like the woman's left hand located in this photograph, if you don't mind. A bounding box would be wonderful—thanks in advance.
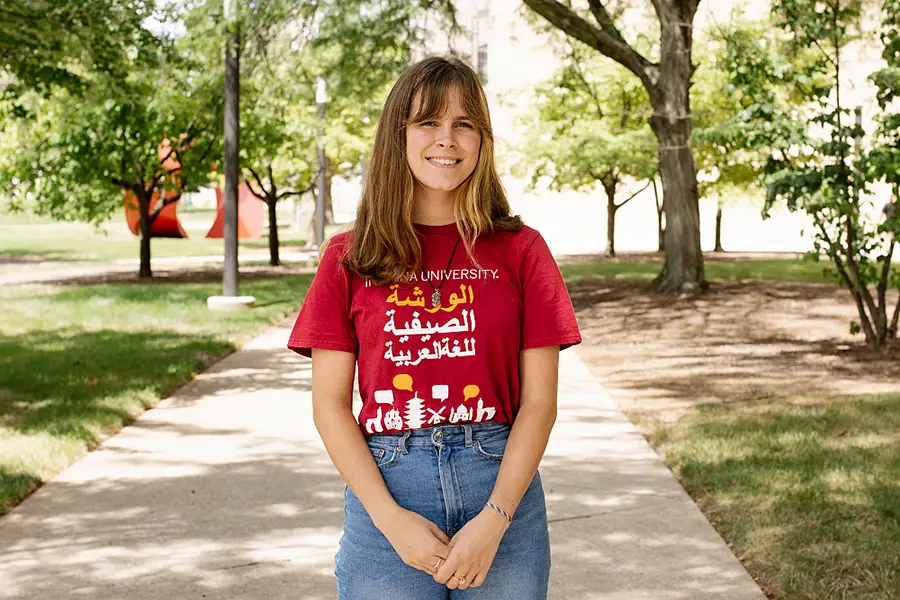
[433,507,510,589]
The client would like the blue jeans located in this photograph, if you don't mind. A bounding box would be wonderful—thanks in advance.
[335,422,551,599]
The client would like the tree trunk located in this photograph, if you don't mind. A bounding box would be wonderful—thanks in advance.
[137,190,152,278]
[306,191,317,249]
[324,154,334,225]
[604,181,617,257]
[519,0,704,293]
[306,179,336,247]
[714,198,724,252]
[649,23,705,294]
[653,176,665,253]
[267,196,280,266]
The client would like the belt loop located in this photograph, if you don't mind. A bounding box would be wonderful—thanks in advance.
[398,430,412,454]
[464,423,473,447]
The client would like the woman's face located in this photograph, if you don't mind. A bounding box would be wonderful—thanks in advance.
[405,88,482,196]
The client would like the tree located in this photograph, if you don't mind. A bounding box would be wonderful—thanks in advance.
[522,0,705,293]
[764,0,900,352]
[690,15,803,253]
[0,0,157,96]
[515,39,657,257]
[0,11,222,278]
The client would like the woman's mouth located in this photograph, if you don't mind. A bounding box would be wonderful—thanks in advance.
[427,158,462,167]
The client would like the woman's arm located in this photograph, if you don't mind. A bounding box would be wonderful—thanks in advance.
[434,345,559,589]
[311,348,451,572]
[489,344,559,516]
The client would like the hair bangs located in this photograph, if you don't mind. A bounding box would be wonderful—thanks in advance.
[406,70,490,134]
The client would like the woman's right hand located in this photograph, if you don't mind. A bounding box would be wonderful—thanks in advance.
[378,506,451,574]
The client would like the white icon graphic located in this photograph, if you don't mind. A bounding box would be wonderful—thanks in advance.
[427,406,447,425]
[384,408,403,431]
[365,407,384,434]
[449,403,473,424]
[404,392,426,429]
[432,385,449,403]
[373,389,395,405]
[475,399,495,422]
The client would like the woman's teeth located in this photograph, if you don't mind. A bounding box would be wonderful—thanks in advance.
[428,158,461,166]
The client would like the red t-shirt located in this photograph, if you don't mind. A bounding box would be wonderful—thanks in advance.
[287,222,582,435]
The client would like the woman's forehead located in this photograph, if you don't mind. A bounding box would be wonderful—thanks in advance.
[410,86,470,118]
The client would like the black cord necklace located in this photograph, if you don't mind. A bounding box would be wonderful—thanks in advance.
[424,235,462,308]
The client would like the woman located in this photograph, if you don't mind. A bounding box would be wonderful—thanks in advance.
[287,55,581,599]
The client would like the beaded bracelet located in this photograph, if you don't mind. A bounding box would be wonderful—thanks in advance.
[486,501,513,523]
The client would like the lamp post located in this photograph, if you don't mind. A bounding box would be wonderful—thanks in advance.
[222,0,240,297]
[208,0,254,310]
[315,77,327,248]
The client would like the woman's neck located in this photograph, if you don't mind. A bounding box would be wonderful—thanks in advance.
[412,191,456,226]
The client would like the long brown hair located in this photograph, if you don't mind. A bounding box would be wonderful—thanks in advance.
[334,55,523,285]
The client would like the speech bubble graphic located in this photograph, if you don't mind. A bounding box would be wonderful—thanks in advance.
[393,374,413,392]
[463,384,480,403]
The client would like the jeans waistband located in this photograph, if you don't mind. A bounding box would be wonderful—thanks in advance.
[365,422,511,453]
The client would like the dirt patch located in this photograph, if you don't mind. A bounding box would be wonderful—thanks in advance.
[571,279,900,422]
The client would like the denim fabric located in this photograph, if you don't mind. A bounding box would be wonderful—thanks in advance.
[334,422,551,600]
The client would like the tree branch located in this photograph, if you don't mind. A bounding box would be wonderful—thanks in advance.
[244,176,270,203]
[523,0,658,93]
[567,44,605,119]
[877,232,894,328]
[819,221,877,342]
[246,165,272,199]
[276,176,317,201]
[586,0,631,52]
[890,288,900,342]
[615,179,653,209]
[844,215,882,339]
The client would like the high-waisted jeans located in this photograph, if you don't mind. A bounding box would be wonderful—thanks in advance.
[335,422,551,599]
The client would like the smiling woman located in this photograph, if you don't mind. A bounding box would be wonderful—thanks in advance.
[286,55,582,600]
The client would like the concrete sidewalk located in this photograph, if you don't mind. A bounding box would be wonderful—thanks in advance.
[0,323,766,600]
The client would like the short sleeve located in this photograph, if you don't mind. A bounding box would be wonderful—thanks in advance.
[287,236,358,358]
[519,232,582,351]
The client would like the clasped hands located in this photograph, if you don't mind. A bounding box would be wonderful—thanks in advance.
[381,505,510,590]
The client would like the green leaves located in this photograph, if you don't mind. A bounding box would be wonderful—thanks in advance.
[758,0,900,350]
[0,3,221,224]
[514,36,656,194]
[0,0,158,96]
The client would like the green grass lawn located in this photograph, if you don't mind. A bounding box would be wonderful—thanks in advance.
[0,275,313,514]
[633,393,900,599]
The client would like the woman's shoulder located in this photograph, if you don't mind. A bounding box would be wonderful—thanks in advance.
[320,229,355,260]
[484,222,542,252]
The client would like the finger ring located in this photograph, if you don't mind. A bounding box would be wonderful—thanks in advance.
[456,576,466,586]
[434,557,443,569]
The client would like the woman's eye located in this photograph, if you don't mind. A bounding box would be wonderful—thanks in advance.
[457,122,474,128]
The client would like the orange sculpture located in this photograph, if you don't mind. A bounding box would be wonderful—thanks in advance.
[206,182,265,239]
[123,139,189,239]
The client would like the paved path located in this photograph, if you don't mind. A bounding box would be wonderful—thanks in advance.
[0,323,766,599]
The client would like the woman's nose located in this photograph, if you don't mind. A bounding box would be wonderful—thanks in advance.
[436,125,457,148]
